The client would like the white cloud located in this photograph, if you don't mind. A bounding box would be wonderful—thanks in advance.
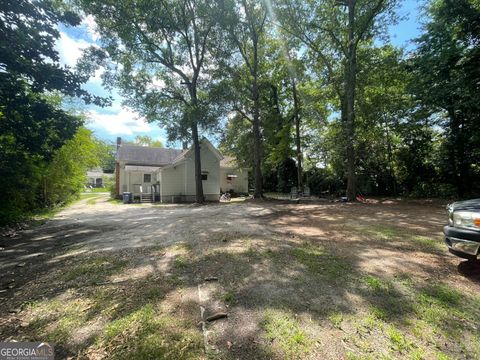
[146,77,165,90]
[55,31,91,68]
[87,106,152,136]
[81,15,101,42]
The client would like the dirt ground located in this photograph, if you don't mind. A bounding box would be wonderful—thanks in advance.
[1,194,479,359]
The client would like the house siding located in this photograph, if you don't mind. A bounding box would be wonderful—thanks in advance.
[220,168,249,194]
[159,162,185,201]
[119,163,126,193]
[185,144,220,201]
[116,140,235,203]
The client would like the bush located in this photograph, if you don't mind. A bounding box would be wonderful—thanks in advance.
[409,182,457,198]
[306,167,344,197]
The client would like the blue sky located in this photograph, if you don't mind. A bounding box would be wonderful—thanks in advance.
[56,0,425,146]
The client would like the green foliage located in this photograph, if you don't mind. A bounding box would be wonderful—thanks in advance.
[306,167,344,197]
[0,0,107,224]
[0,0,107,106]
[94,139,116,173]
[44,127,100,206]
[128,135,163,148]
[409,0,480,197]
[76,0,224,141]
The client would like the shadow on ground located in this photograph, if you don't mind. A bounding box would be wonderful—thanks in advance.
[1,200,479,359]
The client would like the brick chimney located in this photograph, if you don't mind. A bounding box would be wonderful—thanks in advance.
[116,137,122,150]
[182,141,189,150]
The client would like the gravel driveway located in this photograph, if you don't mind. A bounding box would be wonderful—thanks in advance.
[1,194,274,271]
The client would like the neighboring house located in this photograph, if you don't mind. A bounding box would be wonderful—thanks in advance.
[86,168,113,188]
[115,137,249,202]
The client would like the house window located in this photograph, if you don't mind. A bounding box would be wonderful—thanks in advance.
[144,174,151,183]
[201,173,208,181]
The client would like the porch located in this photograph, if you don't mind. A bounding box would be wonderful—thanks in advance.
[123,165,160,203]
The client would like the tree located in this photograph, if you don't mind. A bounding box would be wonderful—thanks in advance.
[95,139,116,173]
[221,0,269,198]
[44,127,100,206]
[410,0,480,197]
[354,45,412,195]
[77,0,224,203]
[0,0,105,223]
[276,0,398,200]
[0,0,106,106]
[128,136,163,148]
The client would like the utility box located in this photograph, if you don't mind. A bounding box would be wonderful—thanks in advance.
[123,192,132,204]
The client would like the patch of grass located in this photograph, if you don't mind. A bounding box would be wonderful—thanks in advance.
[369,306,388,321]
[246,245,259,259]
[222,291,235,304]
[107,198,123,205]
[89,288,120,318]
[363,275,393,293]
[393,272,415,286]
[149,244,165,252]
[79,193,101,200]
[435,351,453,360]
[19,300,38,311]
[357,274,411,321]
[87,187,109,193]
[387,325,411,353]
[328,312,344,329]
[168,244,194,273]
[359,224,403,240]
[293,243,352,282]
[407,282,480,357]
[408,348,426,360]
[165,274,183,287]
[345,352,381,360]
[414,284,468,339]
[167,243,192,254]
[101,304,203,359]
[263,309,313,359]
[411,235,444,252]
[25,295,89,344]
[173,255,188,270]
[65,256,128,282]
[420,284,461,307]
[86,196,100,205]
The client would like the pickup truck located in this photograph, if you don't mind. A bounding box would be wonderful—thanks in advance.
[444,199,480,261]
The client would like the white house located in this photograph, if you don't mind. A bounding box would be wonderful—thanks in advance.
[86,168,113,188]
[114,138,249,202]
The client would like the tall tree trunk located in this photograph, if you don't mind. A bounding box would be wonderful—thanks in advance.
[292,78,303,193]
[252,35,263,198]
[189,86,204,203]
[191,122,204,203]
[457,116,470,198]
[448,107,468,198]
[345,0,357,201]
[385,123,397,195]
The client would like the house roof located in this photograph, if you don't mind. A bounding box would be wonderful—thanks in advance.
[117,140,246,171]
[172,138,223,164]
[116,145,183,166]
